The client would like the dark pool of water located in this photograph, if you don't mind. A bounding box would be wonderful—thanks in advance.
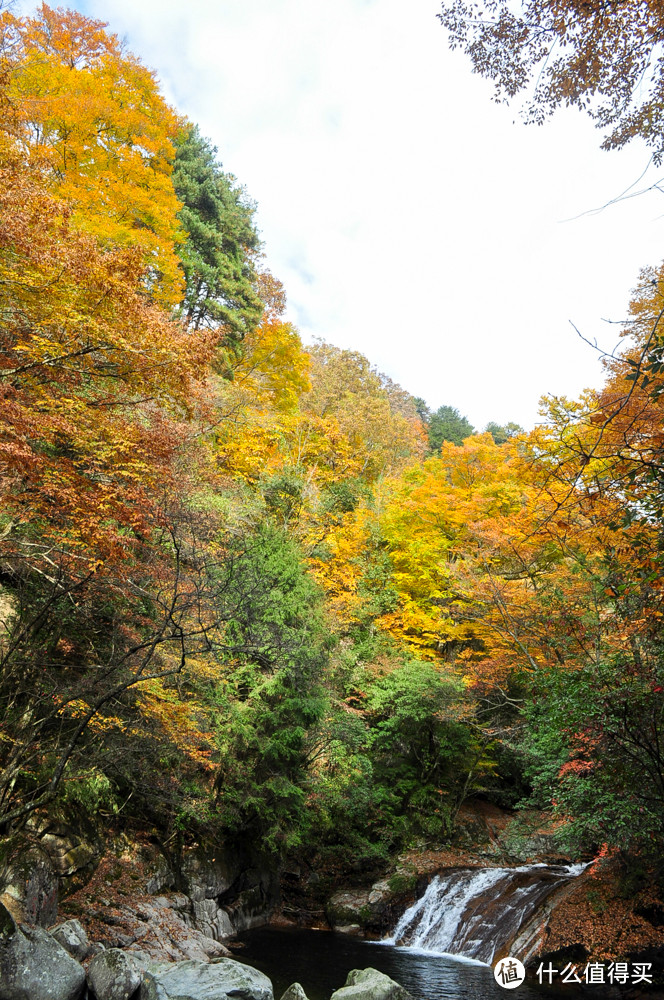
[235,927,594,1000]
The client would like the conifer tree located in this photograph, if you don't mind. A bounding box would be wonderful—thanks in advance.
[173,124,263,342]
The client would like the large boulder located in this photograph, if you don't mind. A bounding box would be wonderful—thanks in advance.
[0,901,85,1000]
[182,848,278,939]
[38,824,99,888]
[192,897,234,940]
[139,957,273,1000]
[330,968,413,1000]
[222,880,278,934]
[181,849,239,904]
[50,919,92,961]
[87,948,142,1000]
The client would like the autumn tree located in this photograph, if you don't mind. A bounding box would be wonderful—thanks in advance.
[0,500,231,829]
[0,145,209,563]
[301,342,425,480]
[208,311,312,486]
[418,308,664,852]
[438,0,664,160]
[519,274,664,851]
[0,7,217,830]
[374,432,539,667]
[2,3,185,304]
[0,143,216,830]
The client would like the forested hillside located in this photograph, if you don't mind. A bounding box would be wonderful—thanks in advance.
[1,2,663,904]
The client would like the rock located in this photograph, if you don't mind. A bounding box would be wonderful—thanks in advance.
[144,853,175,897]
[86,893,229,963]
[222,882,276,934]
[193,897,234,940]
[87,948,142,1000]
[181,847,278,938]
[119,951,170,975]
[326,879,413,936]
[50,918,91,961]
[139,957,273,1000]
[39,825,99,881]
[330,968,413,1000]
[0,837,58,926]
[0,901,85,1000]
[181,847,250,940]
[181,849,239,904]
[279,985,309,1000]
[21,817,102,895]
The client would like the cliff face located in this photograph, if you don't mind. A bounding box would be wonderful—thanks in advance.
[0,825,280,970]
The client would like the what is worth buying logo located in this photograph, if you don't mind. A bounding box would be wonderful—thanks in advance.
[494,957,526,989]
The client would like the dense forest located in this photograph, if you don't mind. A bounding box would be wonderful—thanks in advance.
[1,0,664,923]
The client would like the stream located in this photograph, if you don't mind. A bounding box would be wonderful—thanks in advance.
[237,863,600,999]
[237,926,575,1000]
[387,863,588,964]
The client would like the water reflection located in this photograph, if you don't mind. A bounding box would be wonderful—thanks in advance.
[236,927,592,1000]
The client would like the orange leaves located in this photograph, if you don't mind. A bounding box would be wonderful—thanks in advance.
[15,3,114,68]
[62,699,128,735]
[136,678,216,772]
[0,113,211,562]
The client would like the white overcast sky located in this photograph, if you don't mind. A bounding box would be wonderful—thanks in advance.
[18,0,664,429]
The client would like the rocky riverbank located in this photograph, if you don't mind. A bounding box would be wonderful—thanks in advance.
[0,899,411,1000]
[2,800,664,997]
[0,824,415,1000]
[0,823,279,963]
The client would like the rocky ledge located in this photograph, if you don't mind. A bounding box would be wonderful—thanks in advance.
[0,899,412,1000]
[0,828,279,966]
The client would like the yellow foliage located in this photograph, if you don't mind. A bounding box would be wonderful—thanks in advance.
[307,506,370,625]
[136,678,216,771]
[372,435,538,672]
[230,319,311,413]
[60,699,127,734]
[3,4,184,306]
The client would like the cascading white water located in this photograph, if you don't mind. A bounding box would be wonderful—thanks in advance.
[385,863,587,965]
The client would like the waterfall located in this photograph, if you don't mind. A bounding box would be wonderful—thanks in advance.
[385,863,587,966]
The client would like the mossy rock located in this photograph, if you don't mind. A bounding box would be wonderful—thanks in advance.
[0,836,58,926]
